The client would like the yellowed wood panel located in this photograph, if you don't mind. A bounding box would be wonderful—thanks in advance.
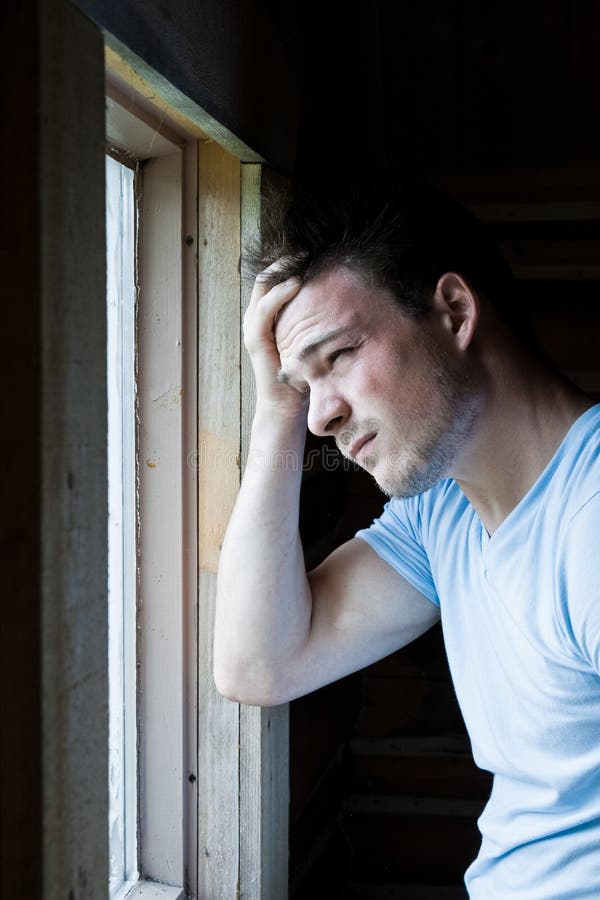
[105,40,264,163]
[197,141,241,898]
[197,144,243,572]
[106,44,209,141]
[197,430,240,573]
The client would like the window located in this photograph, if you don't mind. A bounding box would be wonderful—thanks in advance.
[106,152,137,894]
[105,81,195,900]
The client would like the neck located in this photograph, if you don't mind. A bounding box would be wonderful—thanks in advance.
[452,343,594,535]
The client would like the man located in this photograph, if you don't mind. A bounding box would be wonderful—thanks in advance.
[214,181,600,897]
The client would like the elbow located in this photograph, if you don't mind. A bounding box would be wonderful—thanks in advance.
[213,664,290,707]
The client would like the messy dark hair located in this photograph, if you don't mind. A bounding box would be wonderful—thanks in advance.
[249,176,528,337]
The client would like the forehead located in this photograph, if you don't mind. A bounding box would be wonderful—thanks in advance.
[274,268,393,354]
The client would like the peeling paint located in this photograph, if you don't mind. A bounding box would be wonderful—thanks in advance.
[151,384,183,410]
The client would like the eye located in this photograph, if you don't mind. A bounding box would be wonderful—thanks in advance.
[328,346,354,365]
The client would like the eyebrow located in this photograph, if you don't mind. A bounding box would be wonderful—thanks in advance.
[277,326,360,385]
[298,326,357,361]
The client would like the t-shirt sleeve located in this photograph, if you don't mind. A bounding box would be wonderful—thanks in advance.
[558,492,600,674]
[355,496,440,606]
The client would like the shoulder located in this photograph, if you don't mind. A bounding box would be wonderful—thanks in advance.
[559,404,600,519]
[358,478,464,543]
[354,479,468,607]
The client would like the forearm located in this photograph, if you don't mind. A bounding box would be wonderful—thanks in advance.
[214,411,312,704]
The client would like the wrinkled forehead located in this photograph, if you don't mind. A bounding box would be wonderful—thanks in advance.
[273,267,386,352]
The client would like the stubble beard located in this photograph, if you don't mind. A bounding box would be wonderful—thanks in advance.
[366,349,481,499]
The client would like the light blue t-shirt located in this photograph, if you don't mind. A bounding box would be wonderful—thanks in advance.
[356,404,600,899]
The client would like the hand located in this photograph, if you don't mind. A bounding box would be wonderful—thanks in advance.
[244,264,307,421]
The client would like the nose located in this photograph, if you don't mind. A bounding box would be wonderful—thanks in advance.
[307,385,350,437]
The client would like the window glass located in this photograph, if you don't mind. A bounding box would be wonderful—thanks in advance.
[106,154,138,894]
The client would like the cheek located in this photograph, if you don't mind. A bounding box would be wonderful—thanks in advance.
[349,368,390,410]
[358,358,434,414]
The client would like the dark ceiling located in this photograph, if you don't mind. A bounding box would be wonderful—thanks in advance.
[292,0,600,178]
[75,0,600,182]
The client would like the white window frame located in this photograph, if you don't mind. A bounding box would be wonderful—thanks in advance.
[105,81,196,900]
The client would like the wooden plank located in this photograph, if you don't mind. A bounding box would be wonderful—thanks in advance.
[196,141,241,898]
[348,752,491,802]
[289,754,349,895]
[350,736,472,758]
[105,91,183,161]
[342,812,480,884]
[181,140,199,900]
[290,676,362,823]
[106,75,186,145]
[39,1,108,897]
[289,817,340,898]
[239,163,289,900]
[137,151,184,886]
[120,884,186,900]
[520,282,600,370]
[500,237,600,267]
[346,885,468,899]
[94,0,301,174]
[433,163,600,205]
[104,40,264,162]
[512,264,600,281]
[522,281,600,309]
[344,795,485,818]
[354,676,466,738]
[472,201,600,223]
[1,1,42,895]
[529,318,600,372]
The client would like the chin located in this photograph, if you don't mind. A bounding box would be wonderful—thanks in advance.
[373,454,447,500]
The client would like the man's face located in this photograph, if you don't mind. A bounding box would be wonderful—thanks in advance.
[274,267,481,498]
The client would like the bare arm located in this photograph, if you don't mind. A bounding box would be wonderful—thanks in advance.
[214,407,313,705]
[214,270,440,705]
[216,513,440,705]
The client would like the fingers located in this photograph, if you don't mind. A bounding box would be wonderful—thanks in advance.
[246,270,302,350]
[250,259,300,305]
[244,281,300,354]
[244,263,303,371]
[243,265,308,415]
[249,280,302,327]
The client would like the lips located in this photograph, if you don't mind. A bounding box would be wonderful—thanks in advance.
[350,433,377,461]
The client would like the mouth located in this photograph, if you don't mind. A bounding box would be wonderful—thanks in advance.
[349,433,377,461]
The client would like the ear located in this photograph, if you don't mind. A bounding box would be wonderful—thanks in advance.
[431,272,479,351]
